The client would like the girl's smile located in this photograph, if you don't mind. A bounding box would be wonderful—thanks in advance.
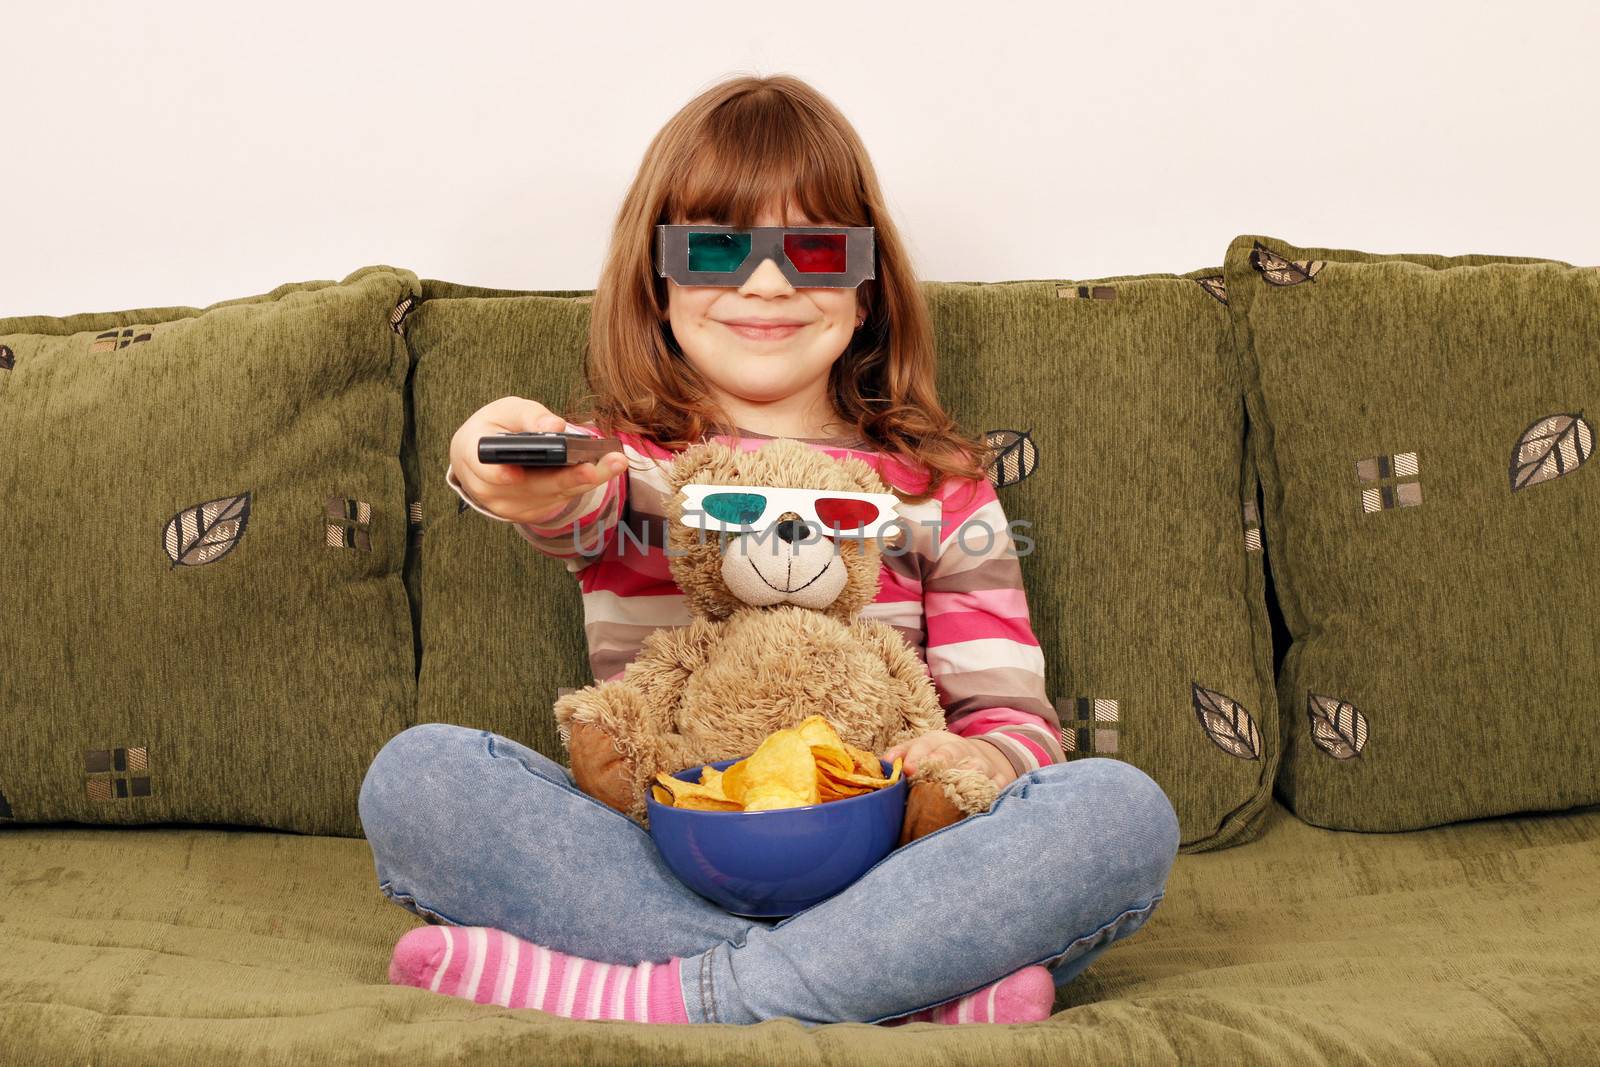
[716,319,808,342]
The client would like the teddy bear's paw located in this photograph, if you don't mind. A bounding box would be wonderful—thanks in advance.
[899,777,969,847]
[556,681,659,764]
[554,682,630,743]
[906,761,1001,819]
[567,719,637,818]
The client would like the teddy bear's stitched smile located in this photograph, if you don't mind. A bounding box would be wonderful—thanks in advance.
[745,550,835,596]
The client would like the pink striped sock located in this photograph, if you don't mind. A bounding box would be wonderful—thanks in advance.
[388,925,689,1023]
[876,965,1055,1026]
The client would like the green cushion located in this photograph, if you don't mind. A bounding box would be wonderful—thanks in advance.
[0,267,421,836]
[406,271,1277,852]
[1222,234,1599,831]
[3,797,1596,1062]
[406,290,597,762]
[925,273,1277,851]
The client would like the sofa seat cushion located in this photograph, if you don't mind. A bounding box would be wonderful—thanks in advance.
[3,800,1596,1065]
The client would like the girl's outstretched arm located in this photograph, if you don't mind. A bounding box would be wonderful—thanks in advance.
[445,420,628,571]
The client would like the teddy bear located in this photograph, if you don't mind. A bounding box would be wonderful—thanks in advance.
[551,436,1003,848]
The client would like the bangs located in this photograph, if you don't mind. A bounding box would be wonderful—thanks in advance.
[664,96,869,229]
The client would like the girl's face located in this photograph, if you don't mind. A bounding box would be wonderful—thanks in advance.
[663,204,866,424]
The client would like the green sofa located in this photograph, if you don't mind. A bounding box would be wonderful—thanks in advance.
[3,236,1598,1065]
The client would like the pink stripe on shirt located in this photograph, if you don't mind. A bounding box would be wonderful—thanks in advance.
[919,609,1041,646]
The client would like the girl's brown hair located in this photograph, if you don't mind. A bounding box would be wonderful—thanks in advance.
[568,73,989,504]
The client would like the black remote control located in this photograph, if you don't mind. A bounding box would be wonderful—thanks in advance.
[478,431,625,467]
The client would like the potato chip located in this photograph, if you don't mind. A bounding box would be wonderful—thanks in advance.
[819,762,880,787]
[797,717,853,766]
[743,786,814,812]
[650,714,904,813]
[678,794,745,811]
[845,742,888,776]
[651,774,742,810]
[719,755,752,803]
[743,731,820,806]
[819,758,883,793]
[794,715,842,749]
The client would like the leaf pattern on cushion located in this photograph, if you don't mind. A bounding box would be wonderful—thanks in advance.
[1249,241,1326,287]
[1307,692,1370,760]
[982,428,1038,489]
[1192,682,1262,760]
[1196,275,1228,305]
[162,492,252,568]
[1509,411,1593,492]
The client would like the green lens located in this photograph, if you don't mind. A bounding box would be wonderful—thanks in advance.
[687,231,751,273]
[701,492,766,525]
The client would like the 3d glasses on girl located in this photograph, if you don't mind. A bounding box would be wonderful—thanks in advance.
[655,225,876,288]
[676,484,904,541]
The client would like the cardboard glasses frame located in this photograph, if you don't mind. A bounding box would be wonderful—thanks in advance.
[676,483,905,541]
[655,224,877,288]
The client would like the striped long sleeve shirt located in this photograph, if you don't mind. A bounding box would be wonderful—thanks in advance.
[446,422,1066,777]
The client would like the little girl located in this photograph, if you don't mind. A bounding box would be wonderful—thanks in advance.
[358,73,1180,1028]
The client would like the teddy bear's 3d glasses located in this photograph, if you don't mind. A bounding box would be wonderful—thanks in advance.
[677,483,903,539]
[655,225,876,288]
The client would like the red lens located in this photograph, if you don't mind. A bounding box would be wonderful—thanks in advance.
[783,232,848,274]
[814,497,880,531]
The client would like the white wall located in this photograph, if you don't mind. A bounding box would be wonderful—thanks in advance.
[3,0,1597,317]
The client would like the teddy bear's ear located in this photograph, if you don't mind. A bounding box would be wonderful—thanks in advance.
[838,453,892,495]
[665,440,743,493]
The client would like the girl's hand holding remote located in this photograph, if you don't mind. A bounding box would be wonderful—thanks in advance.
[448,396,628,526]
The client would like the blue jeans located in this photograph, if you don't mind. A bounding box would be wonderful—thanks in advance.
[358,722,1180,1027]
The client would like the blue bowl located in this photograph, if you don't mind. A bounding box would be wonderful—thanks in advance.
[646,756,906,918]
